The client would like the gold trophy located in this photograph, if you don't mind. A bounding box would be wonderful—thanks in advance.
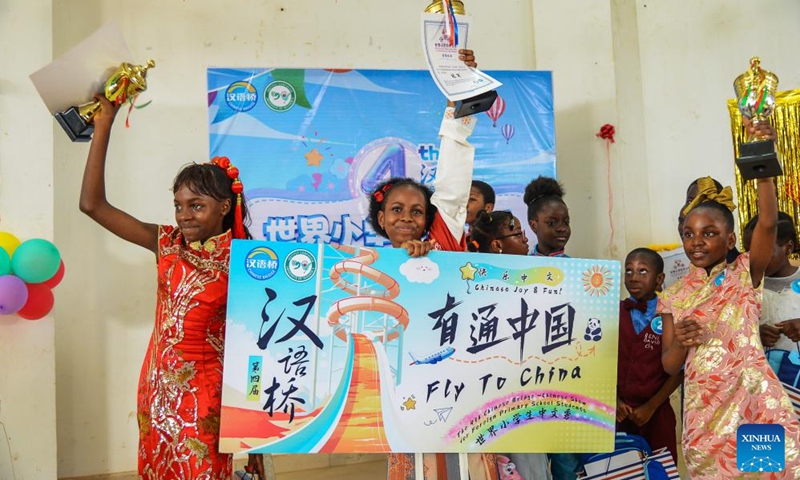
[425,0,465,14]
[423,1,497,118]
[55,60,155,142]
[733,57,782,179]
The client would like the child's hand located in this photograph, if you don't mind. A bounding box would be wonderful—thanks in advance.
[458,49,477,68]
[778,319,800,342]
[742,117,776,140]
[92,94,121,130]
[400,239,434,257]
[629,403,657,427]
[760,323,782,347]
[674,319,702,347]
[616,399,633,422]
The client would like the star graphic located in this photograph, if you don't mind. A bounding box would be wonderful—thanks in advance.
[305,148,324,167]
[460,262,477,281]
[402,397,417,411]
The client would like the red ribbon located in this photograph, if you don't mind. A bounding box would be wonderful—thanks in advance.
[596,123,616,255]
[596,123,615,143]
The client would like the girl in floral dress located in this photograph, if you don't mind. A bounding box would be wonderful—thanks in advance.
[660,164,800,478]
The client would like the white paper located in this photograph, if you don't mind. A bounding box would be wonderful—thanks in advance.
[660,247,691,288]
[29,22,133,115]
[420,13,502,101]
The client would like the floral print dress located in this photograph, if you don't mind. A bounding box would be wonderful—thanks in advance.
[659,252,800,479]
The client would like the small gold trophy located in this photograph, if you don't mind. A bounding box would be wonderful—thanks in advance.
[733,57,782,179]
[423,1,497,118]
[55,60,155,142]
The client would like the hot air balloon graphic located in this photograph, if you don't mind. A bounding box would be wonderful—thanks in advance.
[501,124,515,145]
[486,95,506,127]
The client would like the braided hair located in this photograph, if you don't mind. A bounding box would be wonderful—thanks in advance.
[467,210,515,253]
[172,162,253,239]
[367,177,436,239]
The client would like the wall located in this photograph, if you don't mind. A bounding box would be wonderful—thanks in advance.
[0,2,58,479]
[0,0,790,477]
[636,0,800,242]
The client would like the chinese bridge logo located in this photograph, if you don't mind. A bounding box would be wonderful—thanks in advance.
[245,247,279,280]
[225,81,258,112]
[284,249,317,283]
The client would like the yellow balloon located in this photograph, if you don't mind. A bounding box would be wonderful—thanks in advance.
[0,232,21,257]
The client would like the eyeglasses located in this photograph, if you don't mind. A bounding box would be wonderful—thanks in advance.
[495,231,525,240]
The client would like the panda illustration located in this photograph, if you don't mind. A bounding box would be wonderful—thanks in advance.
[584,317,602,341]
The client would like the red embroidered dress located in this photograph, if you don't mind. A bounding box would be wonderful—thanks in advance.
[137,226,233,479]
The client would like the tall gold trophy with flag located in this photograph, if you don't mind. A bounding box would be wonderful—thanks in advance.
[733,57,782,179]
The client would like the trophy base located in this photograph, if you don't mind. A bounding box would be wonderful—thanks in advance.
[736,139,782,180]
[453,90,498,119]
[55,107,94,142]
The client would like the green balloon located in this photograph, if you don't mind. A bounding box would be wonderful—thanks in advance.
[10,238,61,284]
[0,248,9,276]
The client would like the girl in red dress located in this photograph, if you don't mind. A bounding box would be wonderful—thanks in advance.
[80,94,263,479]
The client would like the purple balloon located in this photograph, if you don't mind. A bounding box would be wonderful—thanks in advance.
[0,275,28,315]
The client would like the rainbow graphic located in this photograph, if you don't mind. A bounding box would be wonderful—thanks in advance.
[446,390,615,448]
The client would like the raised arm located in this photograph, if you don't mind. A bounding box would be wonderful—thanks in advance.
[431,49,479,243]
[79,95,158,253]
[743,119,778,287]
[431,105,476,241]
[748,177,778,287]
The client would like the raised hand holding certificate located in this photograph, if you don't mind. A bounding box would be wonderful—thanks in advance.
[421,1,502,117]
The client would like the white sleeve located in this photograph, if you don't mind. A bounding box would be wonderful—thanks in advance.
[432,107,477,242]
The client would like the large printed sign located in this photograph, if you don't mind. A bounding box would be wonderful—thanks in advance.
[220,241,621,454]
[207,69,555,245]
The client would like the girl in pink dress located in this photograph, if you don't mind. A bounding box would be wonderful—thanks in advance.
[660,167,800,478]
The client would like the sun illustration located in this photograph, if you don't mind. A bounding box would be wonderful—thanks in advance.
[582,265,613,297]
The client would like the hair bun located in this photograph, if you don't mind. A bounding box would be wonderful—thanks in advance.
[523,176,565,206]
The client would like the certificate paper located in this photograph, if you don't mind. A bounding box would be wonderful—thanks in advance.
[421,13,502,101]
[30,22,133,115]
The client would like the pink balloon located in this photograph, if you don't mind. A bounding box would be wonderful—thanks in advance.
[0,275,28,315]
[17,283,54,320]
[41,260,65,289]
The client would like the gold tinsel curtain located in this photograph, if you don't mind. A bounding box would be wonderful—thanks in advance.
[727,89,800,256]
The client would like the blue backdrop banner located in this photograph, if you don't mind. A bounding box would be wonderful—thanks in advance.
[207,68,555,246]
